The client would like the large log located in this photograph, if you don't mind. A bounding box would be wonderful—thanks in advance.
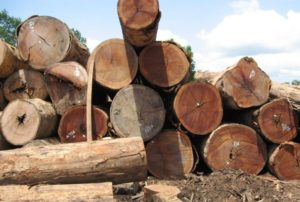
[17,16,89,70]
[173,81,223,135]
[3,69,48,101]
[146,130,194,179]
[139,42,190,88]
[118,0,161,48]
[0,99,57,146]
[0,182,113,202]
[58,105,108,143]
[87,38,138,90]
[44,61,87,115]
[110,84,165,141]
[0,137,147,185]
[268,142,300,181]
[202,124,267,175]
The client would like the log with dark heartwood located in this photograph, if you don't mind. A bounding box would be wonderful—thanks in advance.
[17,16,89,70]
[0,137,147,185]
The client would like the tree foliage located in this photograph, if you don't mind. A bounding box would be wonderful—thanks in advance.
[0,9,21,45]
[71,28,87,47]
[291,80,300,85]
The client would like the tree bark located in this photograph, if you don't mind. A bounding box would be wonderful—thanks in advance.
[0,182,113,202]
[146,130,194,179]
[268,142,300,181]
[87,39,138,90]
[202,124,267,175]
[58,105,108,143]
[17,16,89,70]
[3,69,48,101]
[0,99,57,146]
[0,137,147,185]
[118,0,160,48]
[173,81,223,135]
[44,61,87,115]
[110,84,165,141]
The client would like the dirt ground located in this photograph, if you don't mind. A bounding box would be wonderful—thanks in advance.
[114,170,300,202]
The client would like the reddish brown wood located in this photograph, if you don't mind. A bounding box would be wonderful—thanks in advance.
[269,142,300,180]
[146,130,194,179]
[173,81,223,135]
[17,16,89,70]
[44,61,87,115]
[202,124,267,175]
[58,105,108,143]
[139,42,190,88]
[118,0,160,47]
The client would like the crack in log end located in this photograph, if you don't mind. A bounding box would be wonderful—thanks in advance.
[16,114,27,125]
[11,83,35,98]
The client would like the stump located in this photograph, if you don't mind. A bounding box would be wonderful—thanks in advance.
[139,42,190,88]
[173,81,223,135]
[202,124,267,175]
[146,130,194,179]
[118,0,161,48]
[44,61,87,115]
[1,99,57,146]
[17,16,89,70]
[3,69,48,101]
[110,84,165,141]
[87,39,138,90]
[58,105,108,143]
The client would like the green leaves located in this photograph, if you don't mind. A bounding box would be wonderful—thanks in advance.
[0,9,21,45]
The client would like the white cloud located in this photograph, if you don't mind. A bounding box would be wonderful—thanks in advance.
[157,29,188,46]
[86,38,102,52]
[230,0,260,13]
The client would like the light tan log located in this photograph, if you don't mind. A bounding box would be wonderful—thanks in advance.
[1,99,57,146]
[0,137,147,185]
[3,69,48,101]
[0,111,12,150]
[144,184,181,202]
[0,182,113,202]
[17,16,89,70]
[118,0,161,48]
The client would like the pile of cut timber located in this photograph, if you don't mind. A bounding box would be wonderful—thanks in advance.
[0,0,299,200]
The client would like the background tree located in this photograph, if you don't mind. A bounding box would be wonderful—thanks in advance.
[292,80,300,85]
[71,28,87,47]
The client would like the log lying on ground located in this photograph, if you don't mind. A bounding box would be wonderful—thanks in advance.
[17,16,89,70]
[202,124,267,175]
[139,42,190,88]
[0,137,147,185]
[118,0,160,48]
[58,105,108,143]
[3,69,48,101]
[87,39,138,90]
[0,40,29,79]
[268,142,300,180]
[1,99,57,146]
[146,130,194,179]
[0,182,113,202]
[173,81,223,135]
[110,84,165,141]
[44,61,87,115]
[144,184,181,202]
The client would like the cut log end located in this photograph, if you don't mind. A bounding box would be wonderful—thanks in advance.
[174,82,223,135]
[202,124,267,175]
[146,130,194,179]
[139,42,190,88]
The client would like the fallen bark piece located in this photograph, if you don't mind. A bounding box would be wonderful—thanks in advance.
[144,184,182,202]
[0,137,147,185]
[0,182,113,202]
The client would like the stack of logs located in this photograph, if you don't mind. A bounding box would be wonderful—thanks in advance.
[0,0,300,200]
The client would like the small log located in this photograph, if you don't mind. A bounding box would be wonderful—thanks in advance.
[118,0,161,48]
[139,42,190,88]
[173,81,223,135]
[0,137,147,185]
[3,69,48,101]
[202,124,267,175]
[87,38,138,90]
[58,105,108,143]
[1,99,57,146]
[0,182,113,202]
[17,16,89,70]
[268,142,300,180]
[144,184,181,202]
[110,84,165,141]
[0,40,29,79]
[44,61,87,115]
[146,130,194,179]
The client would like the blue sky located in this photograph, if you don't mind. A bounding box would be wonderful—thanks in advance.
[1,0,300,82]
